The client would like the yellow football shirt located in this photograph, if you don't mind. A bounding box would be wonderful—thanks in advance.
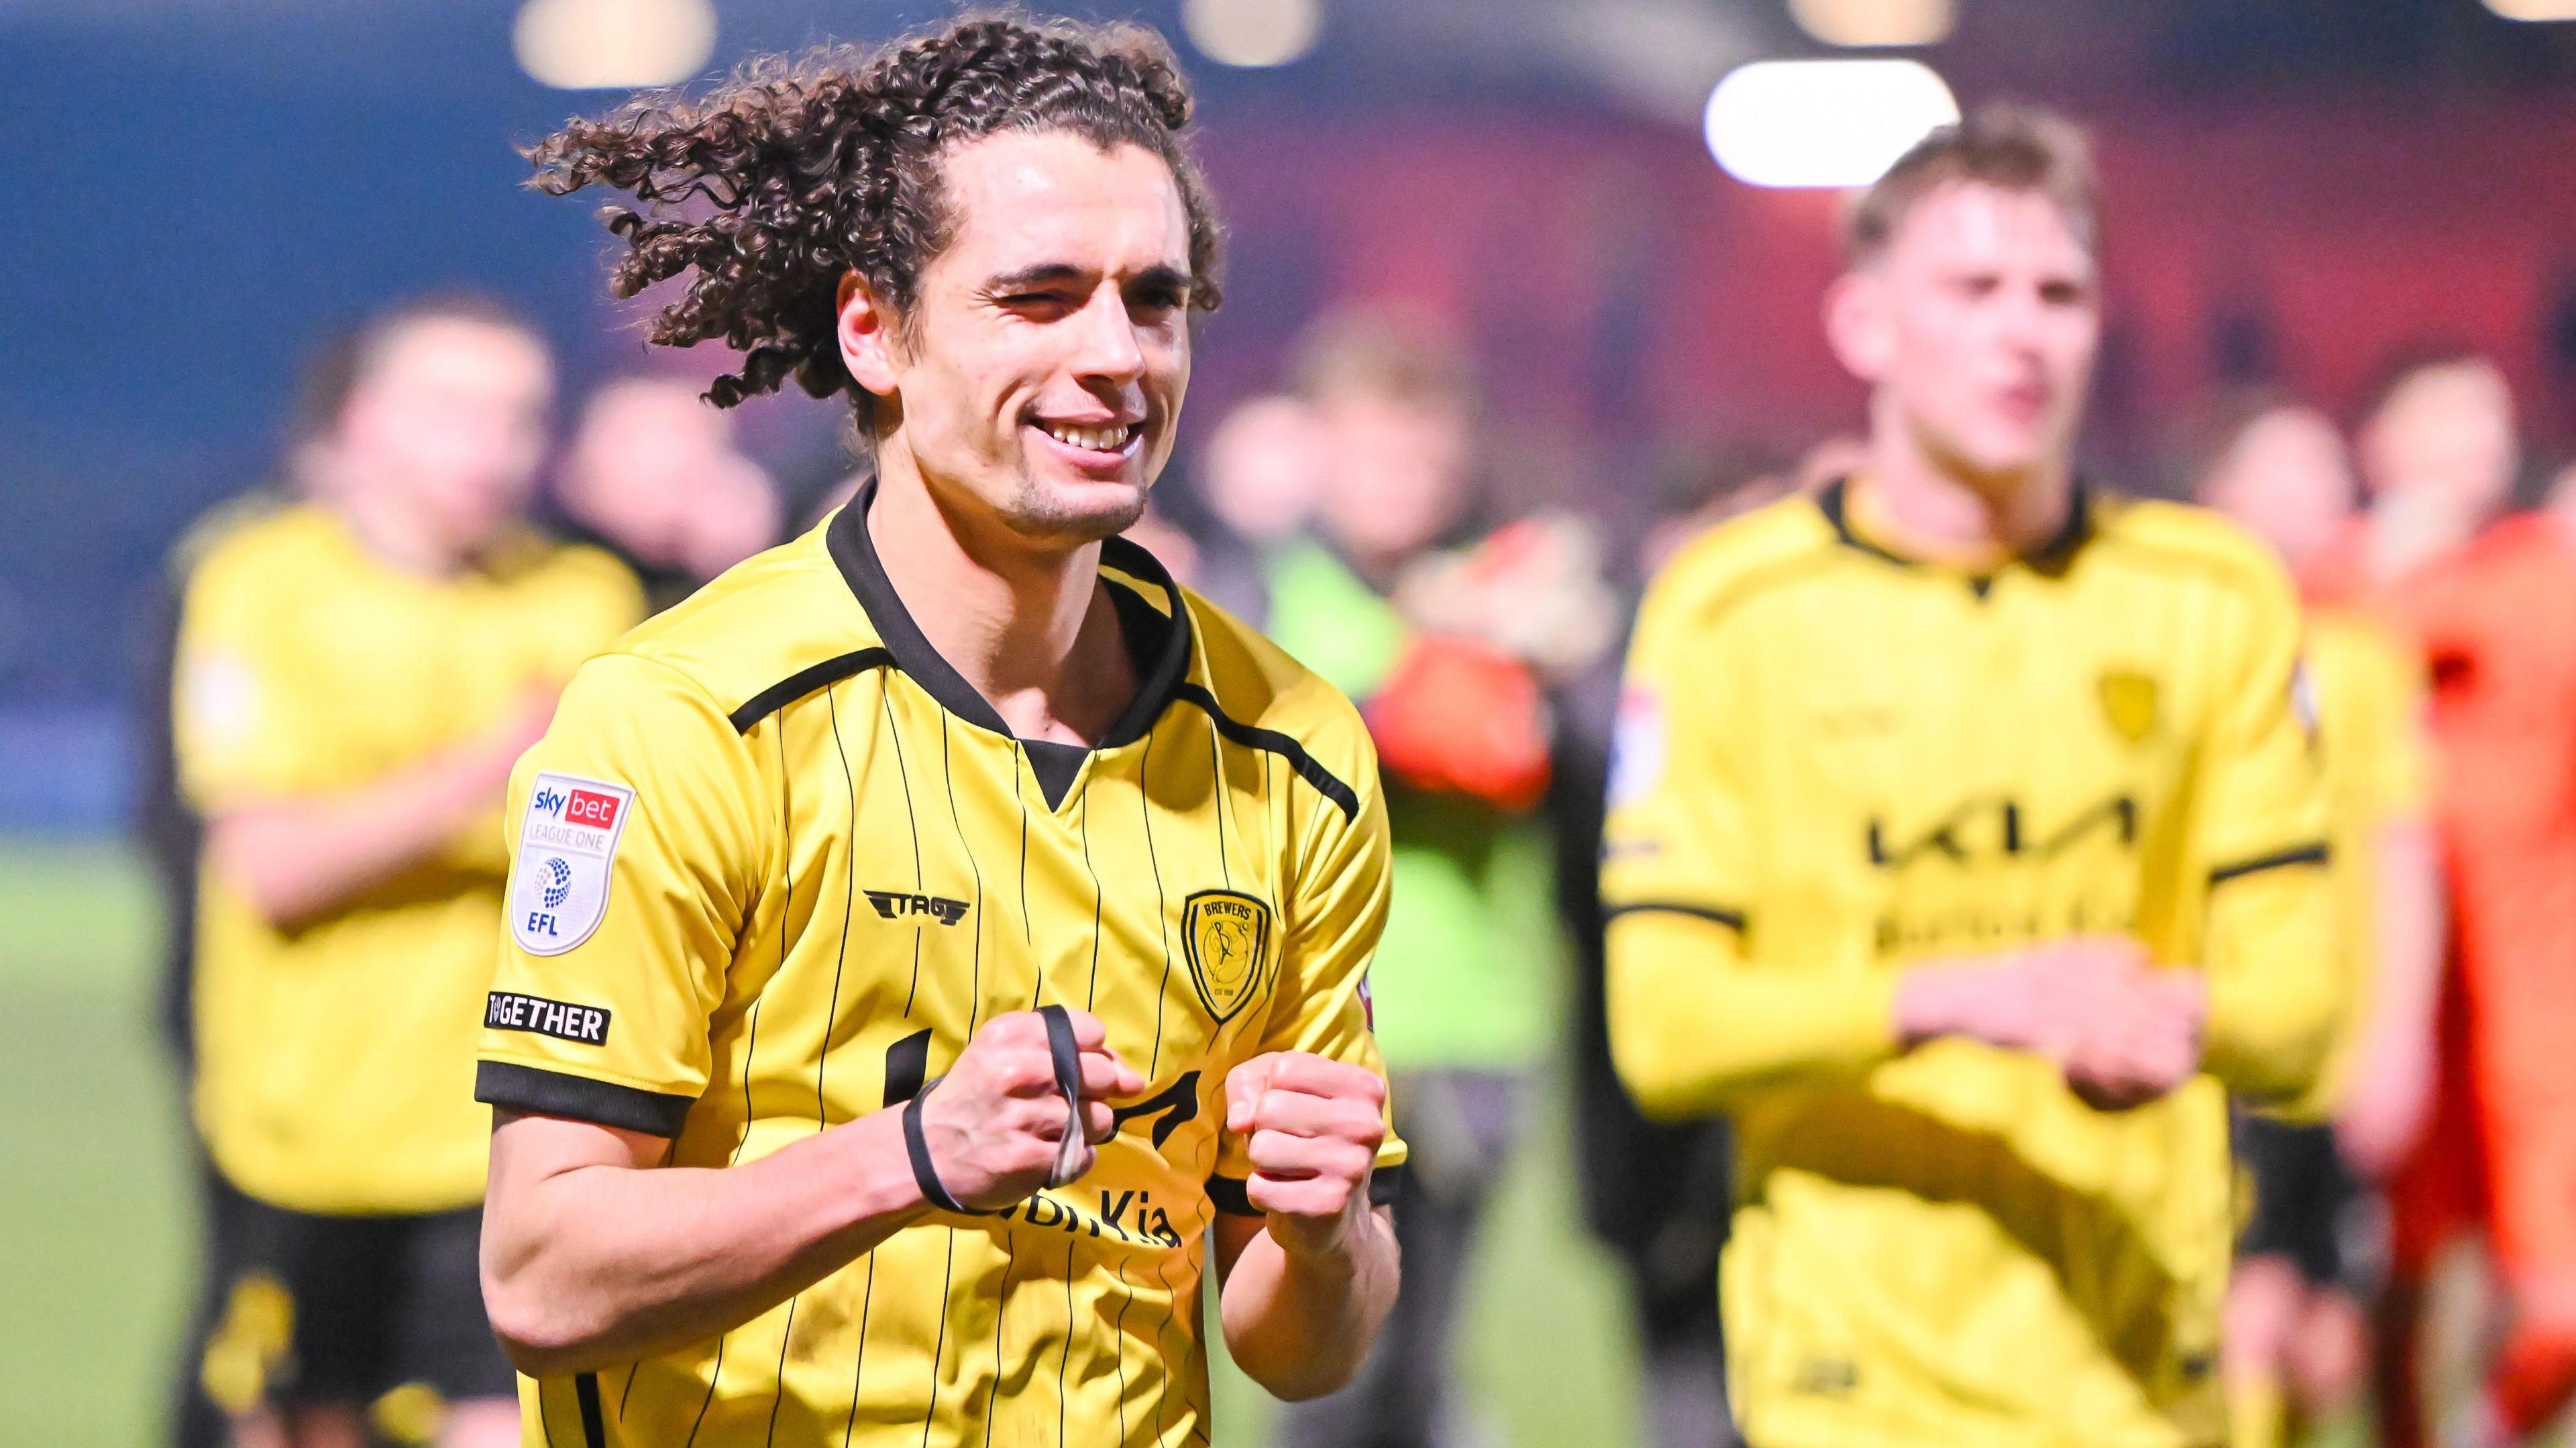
[476,486,1405,1448]
[2298,609,2433,1117]
[174,503,643,1213]
[1603,480,2337,1448]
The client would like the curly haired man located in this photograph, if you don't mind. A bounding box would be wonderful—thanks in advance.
[473,15,1405,1448]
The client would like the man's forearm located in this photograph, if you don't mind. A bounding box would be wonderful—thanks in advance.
[2200,865,2339,1102]
[1218,1205,1399,1401]
[209,732,521,928]
[2363,821,2444,1069]
[482,1109,928,1376]
[1607,911,1898,1117]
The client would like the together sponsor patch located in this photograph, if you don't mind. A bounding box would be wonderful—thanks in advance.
[486,991,612,1047]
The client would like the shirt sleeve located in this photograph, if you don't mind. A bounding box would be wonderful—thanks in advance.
[474,653,769,1137]
[1210,724,1407,1212]
[1599,583,1900,1118]
[172,553,335,810]
[2196,565,2339,1103]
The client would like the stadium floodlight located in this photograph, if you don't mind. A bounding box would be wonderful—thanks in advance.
[1703,58,1959,189]
[2486,0,2576,17]
[1182,0,1324,68]
[514,0,718,90]
[1789,0,1956,48]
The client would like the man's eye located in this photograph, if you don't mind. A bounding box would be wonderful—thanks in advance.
[1004,291,1075,309]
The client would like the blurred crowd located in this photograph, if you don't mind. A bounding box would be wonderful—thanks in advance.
[138,181,2576,1448]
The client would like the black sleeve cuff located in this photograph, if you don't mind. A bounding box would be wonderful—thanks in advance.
[476,1060,694,1137]
[1368,1163,1406,1207]
[2208,842,2330,886]
[1207,1172,1255,1216]
[1205,1164,1407,1217]
[1602,901,1748,932]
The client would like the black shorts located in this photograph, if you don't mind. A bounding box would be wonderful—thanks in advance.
[194,1164,517,1416]
[2236,1114,2357,1289]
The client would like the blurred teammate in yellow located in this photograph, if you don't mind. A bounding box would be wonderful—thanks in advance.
[474,17,1404,1447]
[2196,396,2442,1448]
[169,295,643,1448]
[1603,107,2339,1447]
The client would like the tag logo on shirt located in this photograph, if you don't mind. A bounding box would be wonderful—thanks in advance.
[2096,669,2159,745]
[1183,890,1273,1025]
[485,991,612,1047]
[511,771,635,956]
[864,890,971,926]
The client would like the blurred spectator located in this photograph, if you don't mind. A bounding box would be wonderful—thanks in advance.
[2542,457,2576,547]
[1265,309,1612,1448]
[1561,443,1791,1448]
[2194,394,2442,1448]
[1116,503,1201,584]
[555,375,782,613]
[2308,351,2576,1448]
[163,296,642,1448]
[1179,393,1330,626]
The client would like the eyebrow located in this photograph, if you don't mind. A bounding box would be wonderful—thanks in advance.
[983,263,1193,294]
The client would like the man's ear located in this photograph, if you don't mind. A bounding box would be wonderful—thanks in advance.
[837,271,901,399]
[1823,270,1892,386]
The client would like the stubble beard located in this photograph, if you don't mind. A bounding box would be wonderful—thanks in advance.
[998,463,1152,546]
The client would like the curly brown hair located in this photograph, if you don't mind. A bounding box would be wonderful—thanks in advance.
[528,12,1224,415]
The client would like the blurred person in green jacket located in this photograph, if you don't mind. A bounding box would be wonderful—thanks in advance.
[1267,309,1617,1448]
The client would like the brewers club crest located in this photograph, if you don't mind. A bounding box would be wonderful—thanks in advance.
[2097,669,2160,746]
[1182,890,1274,1025]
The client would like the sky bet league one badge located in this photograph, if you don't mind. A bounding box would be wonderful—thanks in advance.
[511,773,635,956]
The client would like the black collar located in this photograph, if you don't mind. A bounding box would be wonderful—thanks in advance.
[824,480,1195,750]
[1817,475,2094,577]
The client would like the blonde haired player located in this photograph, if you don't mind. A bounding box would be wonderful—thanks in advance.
[1604,107,2339,1447]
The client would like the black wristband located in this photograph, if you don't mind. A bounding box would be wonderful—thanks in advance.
[1036,1003,1088,1187]
[902,1077,985,1216]
[1037,1004,1082,1100]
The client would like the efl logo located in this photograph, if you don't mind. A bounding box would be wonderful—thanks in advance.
[565,788,623,830]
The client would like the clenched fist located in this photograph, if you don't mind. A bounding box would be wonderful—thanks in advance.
[1224,1052,1389,1256]
[914,1009,1144,1212]
[1895,936,2207,1111]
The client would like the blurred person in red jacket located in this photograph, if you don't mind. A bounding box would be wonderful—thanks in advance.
[2307,351,2576,1448]
[1264,309,1615,1448]
[2196,395,2443,1448]
[555,375,783,614]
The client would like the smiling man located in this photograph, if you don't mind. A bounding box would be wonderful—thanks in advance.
[1603,107,2338,1446]
[475,18,1404,1447]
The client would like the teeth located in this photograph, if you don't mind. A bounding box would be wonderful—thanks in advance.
[1042,423,1132,452]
